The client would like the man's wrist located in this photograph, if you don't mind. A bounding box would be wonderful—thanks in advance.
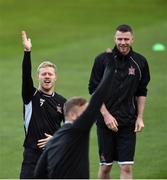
[137,114,143,119]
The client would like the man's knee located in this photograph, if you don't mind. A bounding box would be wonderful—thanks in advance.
[120,164,132,174]
[98,164,112,179]
[100,164,112,174]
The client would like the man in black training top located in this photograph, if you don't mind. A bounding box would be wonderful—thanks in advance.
[34,59,115,179]
[88,24,150,179]
[20,31,66,179]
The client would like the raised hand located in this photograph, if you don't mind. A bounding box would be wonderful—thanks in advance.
[21,31,32,51]
[106,48,112,53]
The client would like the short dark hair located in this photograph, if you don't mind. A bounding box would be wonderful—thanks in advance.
[116,24,133,33]
[64,97,87,116]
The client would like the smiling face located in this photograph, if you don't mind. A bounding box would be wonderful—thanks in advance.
[114,30,134,55]
[38,66,56,94]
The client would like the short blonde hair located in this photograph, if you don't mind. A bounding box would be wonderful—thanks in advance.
[37,61,57,75]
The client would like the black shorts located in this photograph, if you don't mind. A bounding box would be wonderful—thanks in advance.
[20,148,42,179]
[97,125,136,165]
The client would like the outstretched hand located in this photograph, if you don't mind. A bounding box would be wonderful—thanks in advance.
[21,31,32,51]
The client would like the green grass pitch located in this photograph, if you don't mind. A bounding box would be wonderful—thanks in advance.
[0,0,167,178]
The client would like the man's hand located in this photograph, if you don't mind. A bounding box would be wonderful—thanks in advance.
[21,31,32,51]
[37,133,53,149]
[101,104,118,132]
[134,117,144,132]
[106,48,112,53]
[104,113,118,132]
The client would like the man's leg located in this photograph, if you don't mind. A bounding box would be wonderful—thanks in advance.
[97,126,116,179]
[98,164,112,179]
[117,126,136,180]
[20,148,42,179]
[120,164,133,179]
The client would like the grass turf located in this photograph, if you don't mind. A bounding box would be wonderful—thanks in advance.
[0,0,167,178]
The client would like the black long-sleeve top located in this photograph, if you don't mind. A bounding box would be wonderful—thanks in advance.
[88,46,150,127]
[34,61,115,179]
[22,51,66,150]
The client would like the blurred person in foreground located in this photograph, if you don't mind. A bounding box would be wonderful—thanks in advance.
[88,24,150,179]
[20,31,66,179]
[34,58,115,179]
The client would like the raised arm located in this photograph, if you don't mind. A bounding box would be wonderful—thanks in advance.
[21,31,35,104]
[73,61,115,131]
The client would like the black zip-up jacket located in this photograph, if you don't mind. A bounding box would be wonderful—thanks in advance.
[88,46,150,127]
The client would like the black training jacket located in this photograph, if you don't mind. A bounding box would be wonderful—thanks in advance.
[22,51,66,150]
[88,46,150,127]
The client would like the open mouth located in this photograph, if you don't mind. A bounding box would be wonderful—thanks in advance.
[44,80,51,84]
[120,46,128,51]
[120,45,128,48]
